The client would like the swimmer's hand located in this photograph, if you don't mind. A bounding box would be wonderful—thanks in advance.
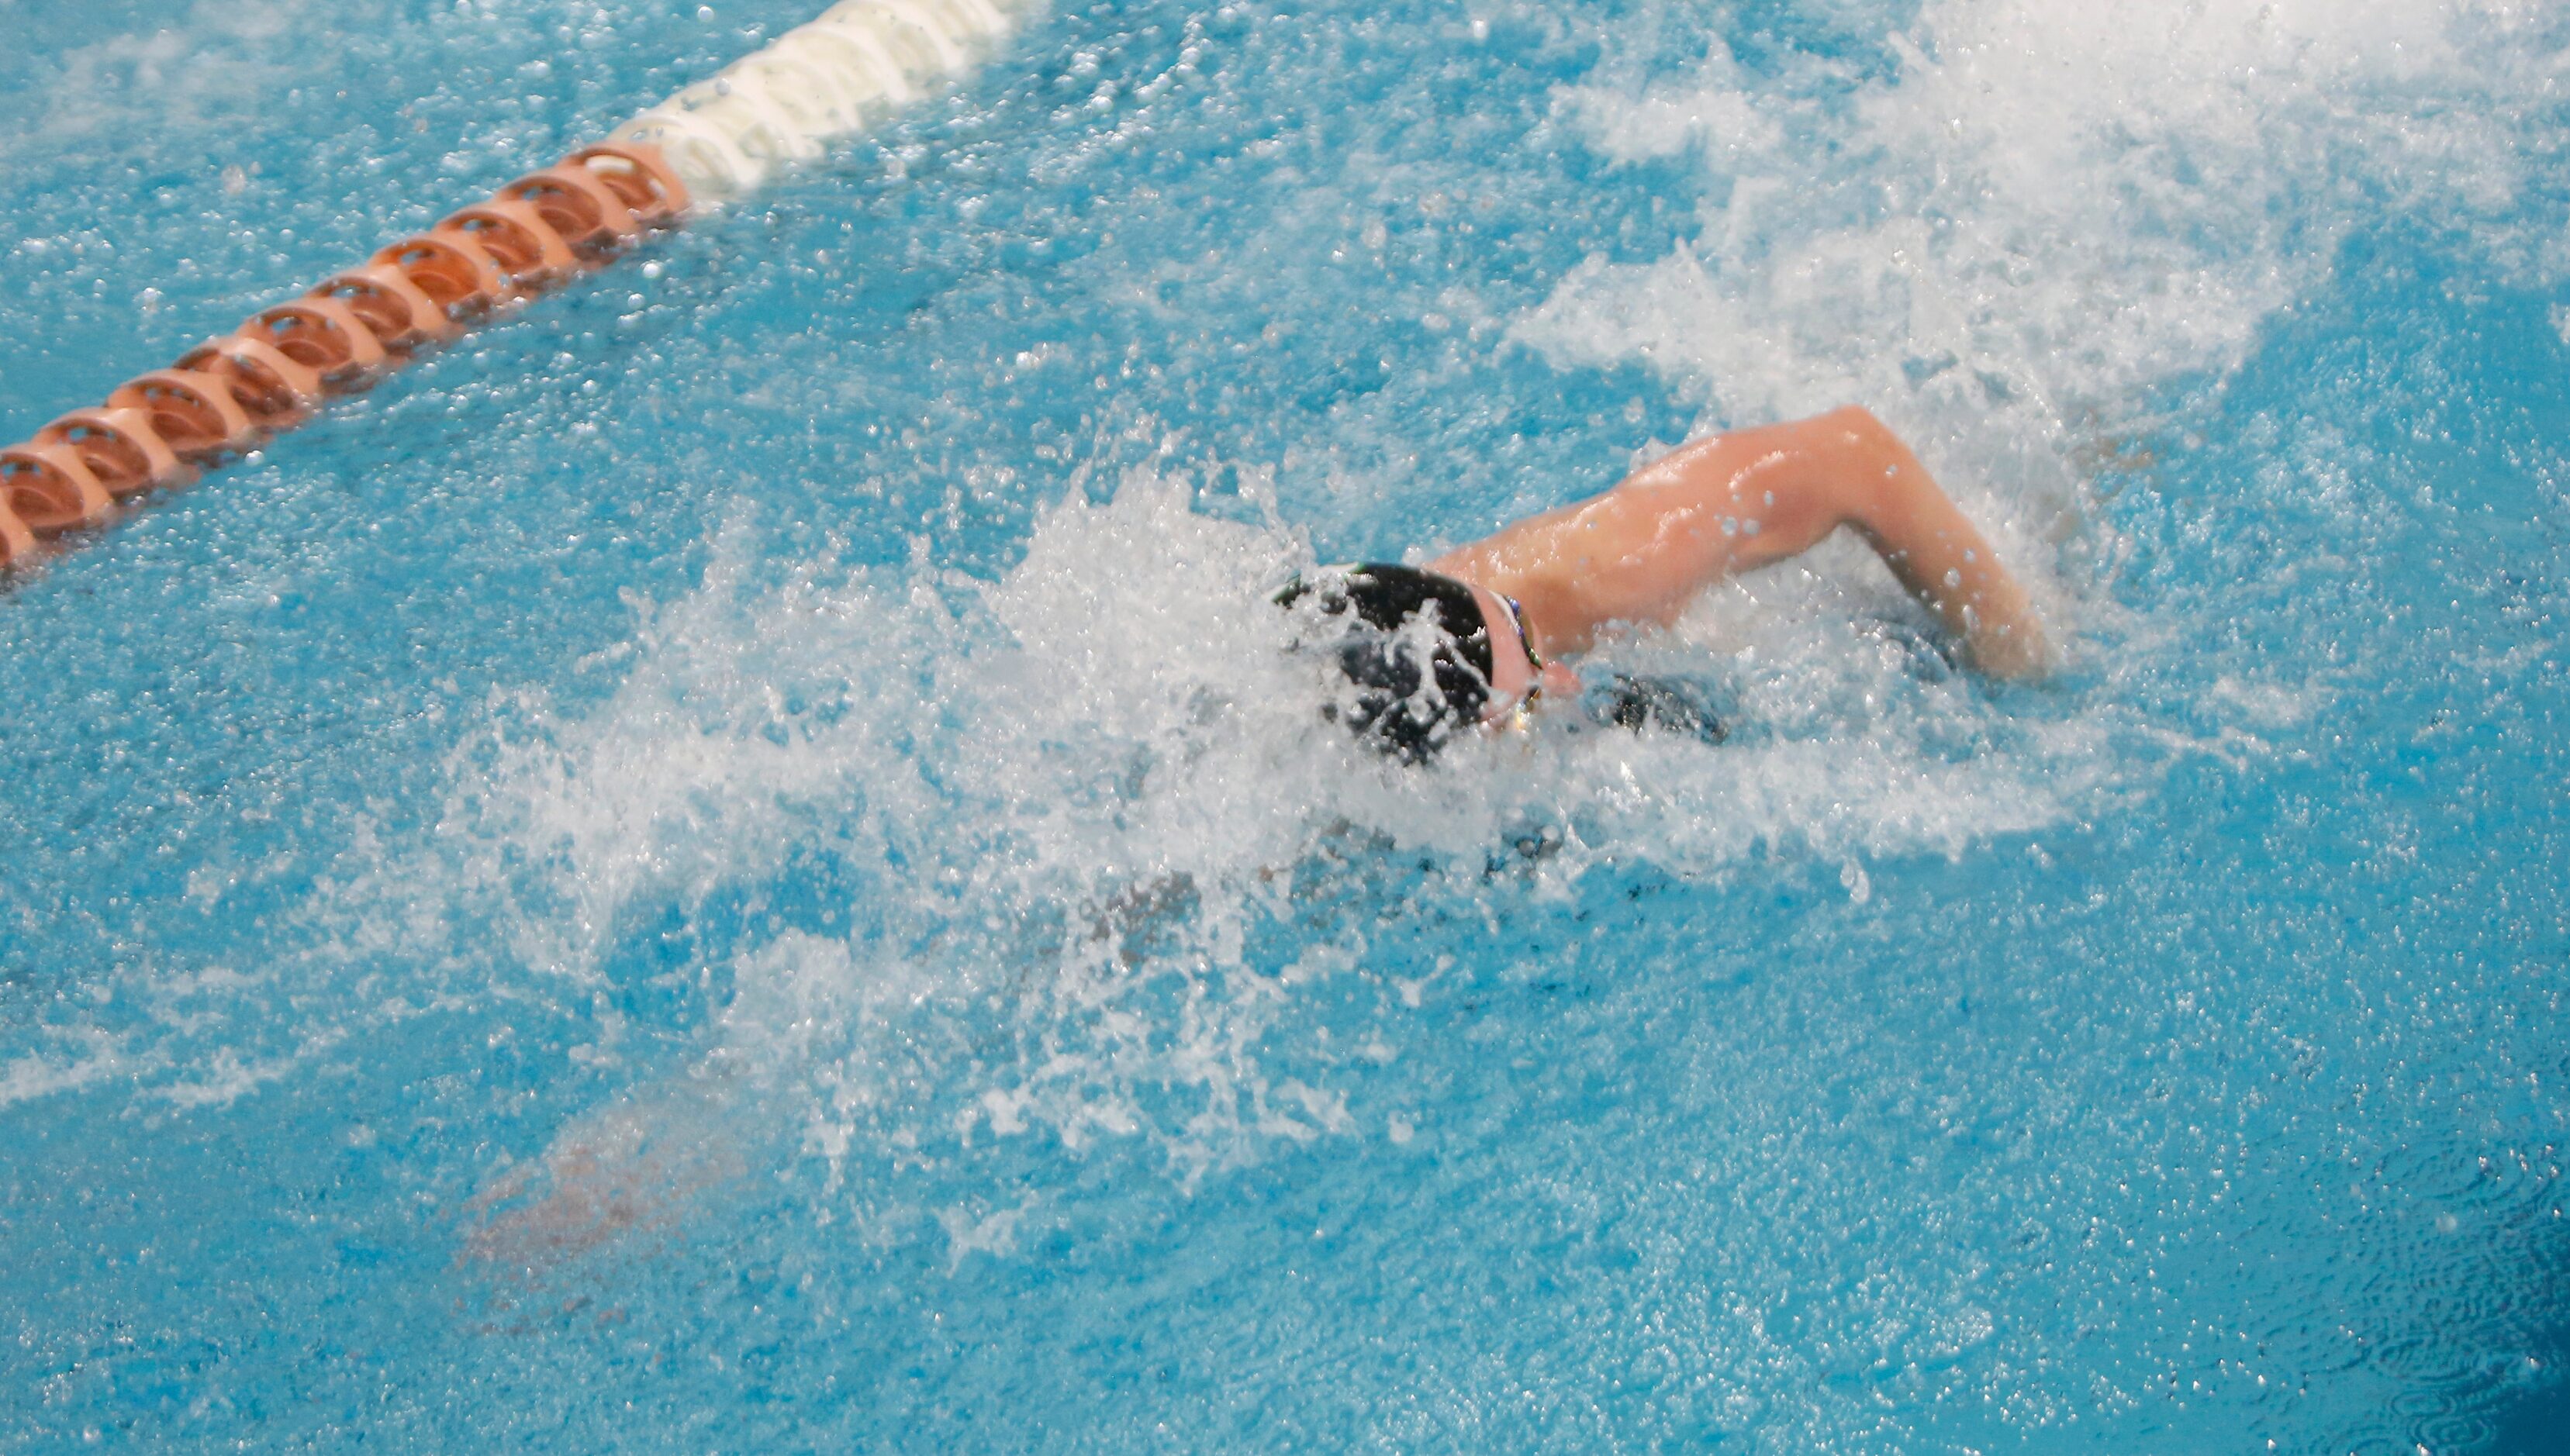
[1961,614,2053,681]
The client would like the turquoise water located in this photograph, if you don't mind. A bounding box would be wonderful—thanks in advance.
[3,0,2568,1449]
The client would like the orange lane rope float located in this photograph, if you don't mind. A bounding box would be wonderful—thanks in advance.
[0,0,1027,567]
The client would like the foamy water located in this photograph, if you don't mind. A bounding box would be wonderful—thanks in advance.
[413,451,2246,1261]
[1522,0,2570,475]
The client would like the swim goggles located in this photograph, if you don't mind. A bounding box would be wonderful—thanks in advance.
[1494,593,1545,724]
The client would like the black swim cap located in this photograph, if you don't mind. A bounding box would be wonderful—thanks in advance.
[1273,563,1494,762]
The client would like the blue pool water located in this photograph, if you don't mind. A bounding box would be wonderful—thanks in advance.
[4,0,2568,1448]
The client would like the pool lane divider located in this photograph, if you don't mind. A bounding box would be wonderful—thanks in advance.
[0,0,1030,568]
[0,143,690,566]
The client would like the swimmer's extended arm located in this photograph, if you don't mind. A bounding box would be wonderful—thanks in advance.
[1432,405,2050,678]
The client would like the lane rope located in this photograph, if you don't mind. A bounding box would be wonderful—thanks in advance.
[0,0,1031,566]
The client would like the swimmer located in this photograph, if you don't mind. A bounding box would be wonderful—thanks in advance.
[465,408,2048,1267]
[1278,405,2051,760]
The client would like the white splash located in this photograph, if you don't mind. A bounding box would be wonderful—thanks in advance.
[433,449,2216,1249]
[1520,0,2569,505]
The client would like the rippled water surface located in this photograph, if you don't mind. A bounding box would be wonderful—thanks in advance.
[2,0,2567,1449]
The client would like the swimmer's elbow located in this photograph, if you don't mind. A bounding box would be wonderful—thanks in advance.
[1823,403,1894,447]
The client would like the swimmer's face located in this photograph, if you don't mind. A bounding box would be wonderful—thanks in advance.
[1458,584,1578,725]
[1462,581,1539,723]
